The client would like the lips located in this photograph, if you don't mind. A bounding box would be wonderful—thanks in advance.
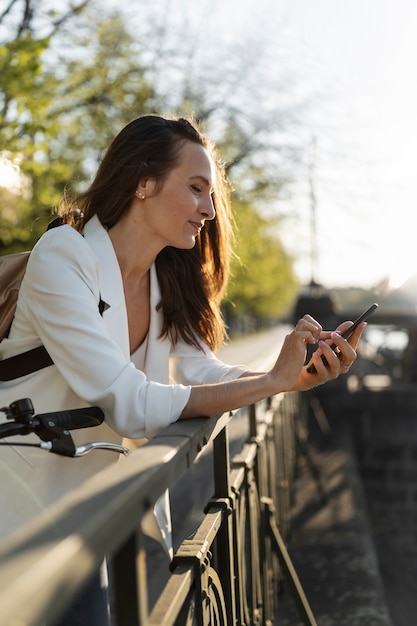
[189,221,203,233]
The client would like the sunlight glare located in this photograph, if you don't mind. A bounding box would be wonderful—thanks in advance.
[388,267,415,290]
[0,153,25,194]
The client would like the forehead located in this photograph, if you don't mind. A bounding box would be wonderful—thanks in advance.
[174,141,215,185]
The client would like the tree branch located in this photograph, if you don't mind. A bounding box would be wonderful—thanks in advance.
[0,0,19,24]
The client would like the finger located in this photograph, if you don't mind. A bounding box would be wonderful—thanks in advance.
[334,320,354,335]
[347,322,367,349]
[305,339,333,375]
[288,329,321,351]
[329,332,357,369]
[308,336,352,375]
[295,315,322,342]
[334,320,367,348]
[319,340,343,369]
[318,342,351,380]
[318,330,334,341]
[307,341,337,377]
[333,322,367,353]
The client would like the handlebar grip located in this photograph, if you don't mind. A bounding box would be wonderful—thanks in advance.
[0,421,31,438]
[36,407,104,431]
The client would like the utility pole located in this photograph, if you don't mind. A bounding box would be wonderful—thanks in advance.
[308,135,319,291]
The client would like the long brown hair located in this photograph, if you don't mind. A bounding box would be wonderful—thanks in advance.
[63,115,234,350]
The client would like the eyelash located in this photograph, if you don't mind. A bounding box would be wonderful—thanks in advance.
[191,185,202,193]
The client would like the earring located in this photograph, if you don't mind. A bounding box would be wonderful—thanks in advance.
[135,190,145,200]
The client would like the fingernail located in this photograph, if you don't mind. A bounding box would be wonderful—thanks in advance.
[331,332,341,339]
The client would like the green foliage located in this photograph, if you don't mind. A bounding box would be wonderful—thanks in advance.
[0,0,301,325]
[0,5,158,247]
[0,29,53,247]
[224,198,299,327]
[47,12,158,180]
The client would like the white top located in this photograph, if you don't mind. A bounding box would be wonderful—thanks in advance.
[0,216,246,541]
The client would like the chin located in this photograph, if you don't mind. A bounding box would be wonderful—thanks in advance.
[169,243,196,252]
[177,237,197,250]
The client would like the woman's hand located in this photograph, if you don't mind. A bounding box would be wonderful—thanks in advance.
[267,315,324,393]
[289,319,367,391]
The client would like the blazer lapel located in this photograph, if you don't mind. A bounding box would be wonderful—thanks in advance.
[83,215,130,358]
[83,217,171,380]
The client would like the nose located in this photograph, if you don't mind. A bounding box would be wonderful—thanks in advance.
[200,194,216,221]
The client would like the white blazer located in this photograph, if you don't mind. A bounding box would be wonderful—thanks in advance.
[0,215,246,542]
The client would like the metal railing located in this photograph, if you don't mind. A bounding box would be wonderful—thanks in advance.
[0,392,317,626]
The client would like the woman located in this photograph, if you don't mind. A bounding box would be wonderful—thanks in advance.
[0,115,363,623]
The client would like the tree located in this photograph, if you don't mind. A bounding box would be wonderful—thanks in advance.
[0,0,304,319]
[134,1,303,200]
[224,198,299,332]
[0,1,95,247]
[0,1,161,247]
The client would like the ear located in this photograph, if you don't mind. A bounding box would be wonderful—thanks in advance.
[137,177,157,197]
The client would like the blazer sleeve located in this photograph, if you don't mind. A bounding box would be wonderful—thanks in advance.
[18,227,190,439]
[170,338,248,385]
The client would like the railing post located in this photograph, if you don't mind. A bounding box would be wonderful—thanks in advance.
[110,529,148,626]
[231,448,264,625]
[251,406,276,624]
[212,425,237,626]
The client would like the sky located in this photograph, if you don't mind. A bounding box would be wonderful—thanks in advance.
[3,0,417,292]
[154,0,416,292]
[125,0,417,291]
[273,0,417,291]
[75,0,417,291]
[201,0,417,291]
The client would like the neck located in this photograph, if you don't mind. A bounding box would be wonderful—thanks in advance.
[107,212,159,282]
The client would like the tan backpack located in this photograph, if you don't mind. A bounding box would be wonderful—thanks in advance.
[0,250,30,342]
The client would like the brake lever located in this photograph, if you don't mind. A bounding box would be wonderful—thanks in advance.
[74,441,131,457]
[39,440,131,457]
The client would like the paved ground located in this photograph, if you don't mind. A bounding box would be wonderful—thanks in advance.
[362,489,417,626]
[274,411,393,626]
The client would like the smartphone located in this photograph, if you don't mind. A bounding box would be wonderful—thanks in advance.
[306,303,378,374]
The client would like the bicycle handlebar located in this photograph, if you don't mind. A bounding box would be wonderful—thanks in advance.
[0,398,130,457]
[0,421,30,439]
[36,407,104,433]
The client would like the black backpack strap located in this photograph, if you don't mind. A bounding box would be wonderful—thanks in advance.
[0,345,53,381]
[0,298,107,382]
